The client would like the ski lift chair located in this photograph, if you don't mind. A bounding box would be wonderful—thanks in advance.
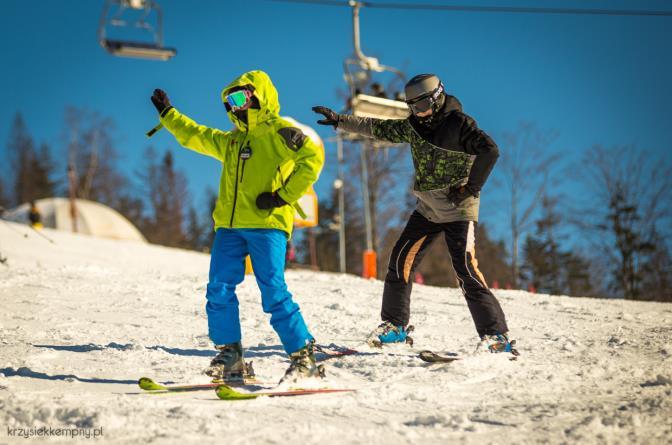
[342,58,409,146]
[98,0,176,61]
[351,94,409,120]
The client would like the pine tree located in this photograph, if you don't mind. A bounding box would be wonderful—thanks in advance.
[30,143,58,200]
[575,145,672,300]
[6,113,36,206]
[604,185,655,299]
[522,195,595,296]
[495,123,561,288]
[639,230,671,302]
[140,148,189,247]
[562,252,593,297]
[0,180,6,210]
[474,224,514,288]
[521,196,564,294]
[116,194,147,237]
[185,206,211,252]
[200,188,218,251]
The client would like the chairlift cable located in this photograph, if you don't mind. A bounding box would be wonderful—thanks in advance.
[267,0,672,17]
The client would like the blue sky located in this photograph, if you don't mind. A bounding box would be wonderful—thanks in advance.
[1,0,671,244]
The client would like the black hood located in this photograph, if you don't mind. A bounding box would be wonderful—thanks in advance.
[441,95,463,114]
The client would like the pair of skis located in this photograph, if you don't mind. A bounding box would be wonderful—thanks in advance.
[138,377,356,400]
[138,345,462,400]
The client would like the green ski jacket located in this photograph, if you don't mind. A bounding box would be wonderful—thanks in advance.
[160,70,324,237]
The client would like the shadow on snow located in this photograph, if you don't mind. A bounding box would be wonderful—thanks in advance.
[32,343,287,359]
[0,367,137,385]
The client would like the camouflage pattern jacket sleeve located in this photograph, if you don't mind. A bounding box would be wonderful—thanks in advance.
[337,114,412,144]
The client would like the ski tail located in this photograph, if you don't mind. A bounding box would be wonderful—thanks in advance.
[138,377,267,393]
[215,384,355,400]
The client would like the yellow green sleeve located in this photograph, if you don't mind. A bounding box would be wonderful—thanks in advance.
[160,108,231,161]
[276,136,324,204]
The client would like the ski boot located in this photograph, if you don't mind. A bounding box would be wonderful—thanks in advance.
[278,341,325,386]
[366,321,414,348]
[478,333,520,356]
[205,342,255,383]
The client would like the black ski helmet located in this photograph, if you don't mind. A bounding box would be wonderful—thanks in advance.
[404,74,445,124]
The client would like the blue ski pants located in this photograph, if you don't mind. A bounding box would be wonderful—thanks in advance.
[205,228,312,354]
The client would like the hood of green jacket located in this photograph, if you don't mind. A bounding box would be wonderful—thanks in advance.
[221,70,280,131]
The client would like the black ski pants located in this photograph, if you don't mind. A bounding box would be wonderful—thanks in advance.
[381,211,508,337]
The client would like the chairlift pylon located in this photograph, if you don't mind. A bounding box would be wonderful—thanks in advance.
[338,2,411,279]
[98,0,176,61]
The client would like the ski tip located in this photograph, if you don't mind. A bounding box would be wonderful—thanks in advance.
[215,384,259,401]
[138,377,166,391]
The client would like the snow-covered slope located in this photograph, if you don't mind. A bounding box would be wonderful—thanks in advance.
[1,221,670,444]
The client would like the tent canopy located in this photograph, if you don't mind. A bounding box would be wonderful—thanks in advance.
[5,198,147,243]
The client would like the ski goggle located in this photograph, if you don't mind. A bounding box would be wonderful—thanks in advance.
[406,83,444,115]
[225,89,254,111]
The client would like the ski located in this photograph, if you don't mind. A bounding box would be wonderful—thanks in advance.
[418,349,519,363]
[314,343,359,360]
[215,384,355,400]
[138,377,267,393]
[138,343,359,393]
[417,350,462,364]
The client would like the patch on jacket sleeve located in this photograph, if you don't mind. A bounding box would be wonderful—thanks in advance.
[277,127,307,152]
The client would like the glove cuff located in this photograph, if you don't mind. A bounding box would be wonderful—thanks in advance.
[465,183,480,196]
[274,192,288,207]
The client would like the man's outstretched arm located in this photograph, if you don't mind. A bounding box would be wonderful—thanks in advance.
[312,106,410,144]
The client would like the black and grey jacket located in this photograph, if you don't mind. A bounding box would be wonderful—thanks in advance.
[336,96,499,222]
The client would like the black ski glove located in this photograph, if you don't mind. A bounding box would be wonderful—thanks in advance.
[312,106,339,128]
[151,89,173,116]
[256,192,288,210]
[447,184,479,206]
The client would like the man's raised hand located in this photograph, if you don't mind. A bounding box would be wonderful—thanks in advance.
[151,89,172,115]
[312,106,339,128]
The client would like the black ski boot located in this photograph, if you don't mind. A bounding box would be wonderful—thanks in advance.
[205,342,255,383]
[279,342,325,386]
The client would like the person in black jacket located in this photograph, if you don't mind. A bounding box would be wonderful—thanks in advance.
[313,74,515,354]
[28,201,42,228]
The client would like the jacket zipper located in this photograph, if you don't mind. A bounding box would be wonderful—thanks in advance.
[229,131,249,228]
[240,158,248,184]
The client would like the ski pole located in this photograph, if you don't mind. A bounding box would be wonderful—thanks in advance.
[29,225,55,244]
[0,217,29,239]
